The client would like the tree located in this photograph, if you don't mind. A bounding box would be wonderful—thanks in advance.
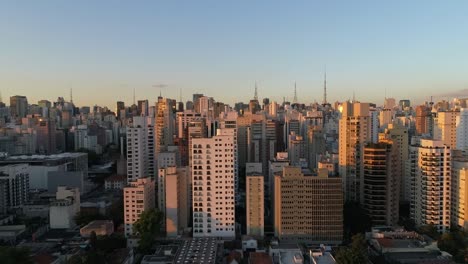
[343,202,372,241]
[418,224,440,240]
[437,227,468,263]
[335,234,369,264]
[0,247,34,264]
[133,208,163,253]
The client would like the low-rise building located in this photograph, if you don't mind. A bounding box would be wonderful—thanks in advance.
[105,175,126,190]
[80,220,114,237]
[49,187,80,229]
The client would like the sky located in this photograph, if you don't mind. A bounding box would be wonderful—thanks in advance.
[1,1,468,109]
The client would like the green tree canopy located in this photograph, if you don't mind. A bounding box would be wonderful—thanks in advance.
[133,208,163,253]
[0,247,34,264]
[335,234,369,264]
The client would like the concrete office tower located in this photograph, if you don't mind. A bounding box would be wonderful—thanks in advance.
[381,123,409,202]
[273,166,343,244]
[456,109,468,151]
[451,150,468,230]
[155,97,175,155]
[0,164,29,214]
[369,108,379,143]
[363,142,400,226]
[126,116,155,182]
[339,101,371,202]
[287,132,305,166]
[137,100,149,116]
[188,119,208,168]
[246,173,264,237]
[116,101,125,119]
[198,96,214,118]
[306,126,325,170]
[434,110,460,149]
[192,133,235,238]
[49,186,80,229]
[158,166,190,237]
[415,105,432,136]
[176,110,202,139]
[219,112,240,201]
[248,116,279,176]
[124,178,156,237]
[35,118,57,154]
[384,98,396,109]
[399,100,411,110]
[410,139,451,233]
[284,118,300,149]
[268,101,278,118]
[10,95,28,118]
[379,109,393,129]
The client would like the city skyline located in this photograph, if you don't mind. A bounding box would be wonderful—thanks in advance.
[2,1,468,107]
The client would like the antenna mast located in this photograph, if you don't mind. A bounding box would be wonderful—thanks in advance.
[323,70,327,105]
[254,82,258,100]
[293,82,298,104]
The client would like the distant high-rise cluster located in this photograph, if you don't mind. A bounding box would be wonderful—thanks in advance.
[1,86,468,261]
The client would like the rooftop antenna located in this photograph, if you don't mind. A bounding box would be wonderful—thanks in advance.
[254,82,258,100]
[293,82,298,104]
[323,68,327,105]
[152,84,168,98]
[70,87,73,104]
[133,88,136,105]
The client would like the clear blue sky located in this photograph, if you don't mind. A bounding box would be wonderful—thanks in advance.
[1,1,468,108]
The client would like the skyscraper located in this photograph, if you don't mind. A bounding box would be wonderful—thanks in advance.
[415,105,431,136]
[338,101,371,202]
[273,166,343,244]
[246,173,264,237]
[155,97,174,155]
[410,139,451,233]
[192,133,235,238]
[362,142,400,226]
[10,95,28,118]
[434,110,460,149]
[126,116,155,182]
[124,178,155,238]
[456,108,468,151]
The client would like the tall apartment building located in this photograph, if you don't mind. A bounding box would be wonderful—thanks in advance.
[306,126,325,170]
[451,150,468,230]
[246,172,264,237]
[273,166,343,244]
[434,110,460,149]
[362,142,400,226]
[248,117,279,176]
[126,116,155,182]
[192,133,235,238]
[0,164,29,214]
[415,105,432,136]
[410,139,451,233]
[379,108,393,129]
[176,110,202,139]
[381,123,409,202]
[124,178,156,237]
[338,101,371,202]
[10,95,28,118]
[287,132,305,166]
[36,118,57,154]
[456,108,468,151]
[155,97,174,155]
[218,116,239,201]
[158,166,190,237]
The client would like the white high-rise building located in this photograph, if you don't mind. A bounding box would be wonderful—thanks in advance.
[451,150,468,230]
[456,108,468,151]
[434,110,459,149]
[126,116,155,182]
[410,139,451,233]
[124,178,156,238]
[192,133,235,238]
